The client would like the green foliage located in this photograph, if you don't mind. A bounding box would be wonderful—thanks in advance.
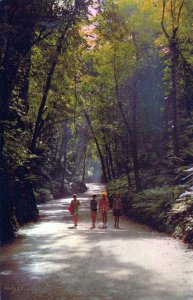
[1,0,193,242]
[34,188,53,204]
[107,176,129,193]
[4,126,32,173]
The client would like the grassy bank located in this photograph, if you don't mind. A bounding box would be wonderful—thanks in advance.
[108,178,193,245]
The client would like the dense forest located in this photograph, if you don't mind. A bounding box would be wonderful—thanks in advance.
[0,0,193,243]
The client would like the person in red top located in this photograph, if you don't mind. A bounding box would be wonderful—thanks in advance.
[99,192,109,228]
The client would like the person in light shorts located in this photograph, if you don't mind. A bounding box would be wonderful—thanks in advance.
[71,194,80,227]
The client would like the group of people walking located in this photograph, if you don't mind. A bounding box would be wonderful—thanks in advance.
[68,192,122,229]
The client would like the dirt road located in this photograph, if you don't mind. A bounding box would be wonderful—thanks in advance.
[1,183,193,300]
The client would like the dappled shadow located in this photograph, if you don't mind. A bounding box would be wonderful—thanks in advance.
[1,229,190,300]
[1,183,192,300]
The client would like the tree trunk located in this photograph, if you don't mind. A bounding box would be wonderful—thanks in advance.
[0,3,33,241]
[170,42,179,157]
[17,52,31,114]
[113,53,141,191]
[0,38,21,155]
[81,144,87,184]
[74,75,108,183]
[105,144,112,181]
[84,113,108,183]
[58,124,71,192]
[31,13,78,152]
[31,32,66,152]
[61,150,67,193]
[106,143,115,179]
[131,80,141,192]
[161,1,183,157]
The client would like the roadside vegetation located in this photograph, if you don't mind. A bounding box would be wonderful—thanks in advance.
[0,0,193,244]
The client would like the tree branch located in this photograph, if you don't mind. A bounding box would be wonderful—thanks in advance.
[177,0,185,26]
[42,115,82,132]
[161,0,170,40]
[73,73,79,134]
[170,0,175,32]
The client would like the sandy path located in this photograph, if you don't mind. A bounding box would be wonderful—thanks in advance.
[1,183,193,300]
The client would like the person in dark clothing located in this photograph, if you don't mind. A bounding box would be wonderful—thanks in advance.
[112,194,122,228]
[108,194,114,209]
[90,194,98,228]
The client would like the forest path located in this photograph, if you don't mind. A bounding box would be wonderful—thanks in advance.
[1,183,193,300]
